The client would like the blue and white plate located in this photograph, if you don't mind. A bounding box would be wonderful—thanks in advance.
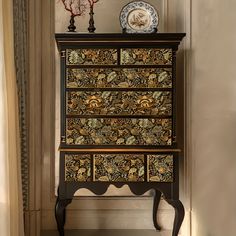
[120,1,159,33]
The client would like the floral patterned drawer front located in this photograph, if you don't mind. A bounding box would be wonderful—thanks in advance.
[65,154,91,182]
[94,154,144,182]
[66,68,172,89]
[121,48,172,65]
[148,155,173,182]
[66,91,172,116]
[66,49,117,65]
[66,118,172,146]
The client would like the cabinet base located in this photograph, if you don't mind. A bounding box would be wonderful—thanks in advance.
[55,183,184,236]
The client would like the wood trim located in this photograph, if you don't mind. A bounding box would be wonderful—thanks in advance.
[163,0,169,31]
[59,148,181,153]
[55,33,187,40]
[182,0,192,235]
[41,0,57,211]
[42,207,175,230]
[171,0,192,235]
[24,211,41,236]
[56,40,183,44]
[146,156,150,182]
[27,0,42,235]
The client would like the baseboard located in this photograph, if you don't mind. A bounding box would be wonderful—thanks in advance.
[24,210,41,236]
[42,208,174,230]
[41,199,190,236]
[41,229,177,236]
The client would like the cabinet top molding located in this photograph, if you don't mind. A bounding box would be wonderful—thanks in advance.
[55,33,186,49]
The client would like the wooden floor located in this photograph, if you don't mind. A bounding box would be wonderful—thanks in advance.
[41,230,172,236]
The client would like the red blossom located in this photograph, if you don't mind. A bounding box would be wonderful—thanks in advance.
[61,0,88,16]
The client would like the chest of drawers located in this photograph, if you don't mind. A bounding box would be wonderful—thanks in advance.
[55,33,185,236]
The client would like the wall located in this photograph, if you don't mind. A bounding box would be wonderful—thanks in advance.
[191,0,236,235]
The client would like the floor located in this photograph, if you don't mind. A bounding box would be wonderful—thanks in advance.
[41,230,172,236]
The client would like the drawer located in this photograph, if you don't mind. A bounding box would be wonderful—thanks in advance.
[65,154,91,182]
[94,154,144,182]
[66,49,118,65]
[148,155,173,182]
[66,118,172,146]
[66,91,172,116]
[121,48,172,65]
[66,68,172,89]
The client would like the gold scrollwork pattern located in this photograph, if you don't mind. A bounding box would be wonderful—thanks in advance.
[66,68,172,88]
[66,91,172,116]
[66,118,172,146]
[66,49,117,65]
[121,48,172,65]
[94,154,145,182]
[148,155,173,182]
[65,154,91,182]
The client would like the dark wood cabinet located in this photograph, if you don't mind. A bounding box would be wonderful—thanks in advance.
[55,33,186,236]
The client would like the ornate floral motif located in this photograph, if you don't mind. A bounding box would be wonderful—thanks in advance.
[65,154,91,182]
[66,49,117,65]
[94,154,144,182]
[67,68,172,88]
[121,48,172,65]
[148,155,173,182]
[67,91,172,116]
[66,118,172,145]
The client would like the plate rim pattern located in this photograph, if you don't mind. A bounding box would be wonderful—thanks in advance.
[120,0,159,33]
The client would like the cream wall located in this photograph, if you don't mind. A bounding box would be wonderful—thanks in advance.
[55,0,165,33]
[191,0,236,235]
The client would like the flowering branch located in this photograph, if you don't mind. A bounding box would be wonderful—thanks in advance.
[61,0,87,16]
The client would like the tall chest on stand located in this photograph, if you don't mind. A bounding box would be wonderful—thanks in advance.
[55,33,186,236]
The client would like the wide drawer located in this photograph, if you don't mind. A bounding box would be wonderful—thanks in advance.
[66,118,172,146]
[66,68,172,89]
[121,48,172,65]
[66,91,172,116]
[66,48,118,65]
[94,154,144,182]
[64,154,174,183]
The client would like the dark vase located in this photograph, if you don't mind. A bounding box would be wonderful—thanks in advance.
[88,6,96,33]
[68,15,76,32]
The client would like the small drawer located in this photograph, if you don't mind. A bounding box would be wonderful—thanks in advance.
[66,118,172,146]
[66,91,172,116]
[65,154,91,182]
[66,49,118,65]
[148,155,173,182]
[121,48,172,65]
[94,154,145,182]
[66,68,172,89]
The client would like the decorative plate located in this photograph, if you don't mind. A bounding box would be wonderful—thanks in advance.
[120,1,159,33]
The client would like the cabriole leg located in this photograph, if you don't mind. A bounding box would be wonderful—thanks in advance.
[153,189,162,230]
[55,197,72,236]
[166,199,185,236]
